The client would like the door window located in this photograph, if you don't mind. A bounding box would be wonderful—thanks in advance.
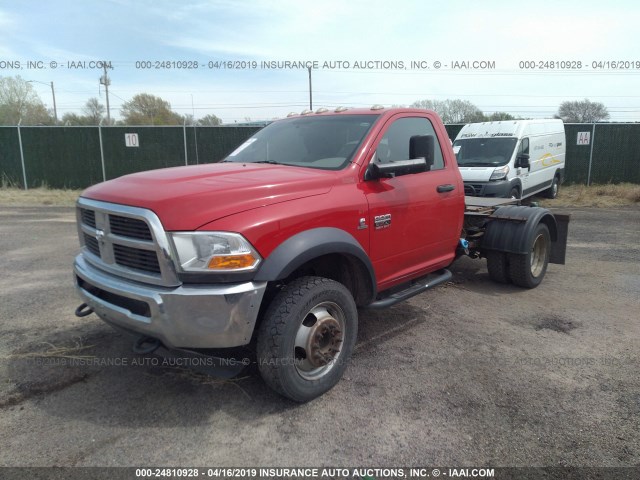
[375,117,445,170]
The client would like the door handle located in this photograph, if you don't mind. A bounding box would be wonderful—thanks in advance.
[437,184,455,193]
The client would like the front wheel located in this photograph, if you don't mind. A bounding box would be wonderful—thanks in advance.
[256,276,358,402]
[508,223,550,288]
[545,175,560,199]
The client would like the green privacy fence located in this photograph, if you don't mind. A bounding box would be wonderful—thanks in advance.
[1,124,639,189]
[0,125,260,189]
[445,123,640,185]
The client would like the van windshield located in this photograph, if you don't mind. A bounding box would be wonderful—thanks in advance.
[223,114,379,170]
[453,137,518,167]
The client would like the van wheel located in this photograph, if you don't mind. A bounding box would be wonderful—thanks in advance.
[545,175,560,199]
[256,276,358,402]
[508,223,550,288]
[509,187,520,199]
[486,251,510,284]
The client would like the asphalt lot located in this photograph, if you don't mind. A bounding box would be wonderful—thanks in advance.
[0,205,638,468]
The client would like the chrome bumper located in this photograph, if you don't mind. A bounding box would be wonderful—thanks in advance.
[74,254,267,348]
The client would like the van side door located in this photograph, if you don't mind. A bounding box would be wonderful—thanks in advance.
[515,137,530,197]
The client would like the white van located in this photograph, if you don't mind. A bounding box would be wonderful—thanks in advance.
[452,119,565,199]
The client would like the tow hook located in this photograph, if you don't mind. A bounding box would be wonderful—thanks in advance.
[132,336,162,355]
[75,303,94,317]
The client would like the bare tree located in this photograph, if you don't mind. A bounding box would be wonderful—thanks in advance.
[486,112,517,121]
[557,99,609,123]
[411,98,484,123]
[82,97,106,124]
[198,114,222,126]
[0,75,54,125]
[121,93,183,125]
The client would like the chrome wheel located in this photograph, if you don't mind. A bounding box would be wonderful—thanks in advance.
[294,301,346,380]
[530,233,547,278]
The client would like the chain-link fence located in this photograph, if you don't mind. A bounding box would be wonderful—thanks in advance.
[1,123,639,189]
[0,125,260,189]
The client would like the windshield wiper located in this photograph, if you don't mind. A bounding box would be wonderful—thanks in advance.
[254,160,281,165]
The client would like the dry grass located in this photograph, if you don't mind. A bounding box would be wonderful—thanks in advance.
[0,187,80,206]
[1,184,639,209]
[3,341,96,360]
[536,183,640,208]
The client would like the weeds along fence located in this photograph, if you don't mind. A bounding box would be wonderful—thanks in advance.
[1,123,639,189]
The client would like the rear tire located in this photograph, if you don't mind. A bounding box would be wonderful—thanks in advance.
[486,251,510,284]
[256,276,357,402]
[508,223,550,288]
[545,175,560,199]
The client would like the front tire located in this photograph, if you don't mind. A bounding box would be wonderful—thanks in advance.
[508,223,550,288]
[545,175,560,199]
[256,276,358,402]
[509,187,520,200]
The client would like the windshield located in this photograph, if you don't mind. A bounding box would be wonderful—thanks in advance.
[453,137,518,167]
[224,114,379,170]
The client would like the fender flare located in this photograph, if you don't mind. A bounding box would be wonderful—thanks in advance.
[481,205,558,255]
[254,227,377,296]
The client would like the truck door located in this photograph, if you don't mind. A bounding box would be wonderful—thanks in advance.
[362,115,462,289]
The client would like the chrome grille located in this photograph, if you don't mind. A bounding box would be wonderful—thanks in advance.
[76,198,180,287]
[113,244,161,274]
[80,208,96,228]
[109,215,153,241]
[83,233,100,257]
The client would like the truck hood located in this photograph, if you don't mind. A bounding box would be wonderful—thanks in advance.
[81,163,335,230]
[458,166,497,182]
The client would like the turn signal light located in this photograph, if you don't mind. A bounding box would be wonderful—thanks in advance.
[207,254,258,270]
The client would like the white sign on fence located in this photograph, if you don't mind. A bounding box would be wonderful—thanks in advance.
[577,131,591,145]
[125,133,139,147]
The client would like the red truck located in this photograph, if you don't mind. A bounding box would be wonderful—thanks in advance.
[73,107,569,402]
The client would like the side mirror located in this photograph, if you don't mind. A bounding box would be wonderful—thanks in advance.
[409,135,434,167]
[366,158,427,180]
[515,153,530,169]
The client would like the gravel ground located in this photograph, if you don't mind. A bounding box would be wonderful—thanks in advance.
[0,205,638,468]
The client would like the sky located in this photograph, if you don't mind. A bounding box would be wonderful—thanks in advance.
[1,0,640,123]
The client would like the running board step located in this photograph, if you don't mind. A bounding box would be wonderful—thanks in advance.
[367,269,452,309]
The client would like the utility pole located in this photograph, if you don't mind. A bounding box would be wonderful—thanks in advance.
[308,66,313,110]
[50,81,57,123]
[26,80,57,123]
[100,63,111,124]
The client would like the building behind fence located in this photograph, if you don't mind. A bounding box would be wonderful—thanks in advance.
[1,123,639,189]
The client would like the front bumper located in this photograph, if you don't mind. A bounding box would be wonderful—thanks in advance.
[463,179,516,198]
[74,254,267,349]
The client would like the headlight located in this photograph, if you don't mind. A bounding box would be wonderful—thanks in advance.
[490,165,509,181]
[169,232,261,272]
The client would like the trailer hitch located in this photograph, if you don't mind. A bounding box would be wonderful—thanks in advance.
[74,303,94,317]
[132,336,162,355]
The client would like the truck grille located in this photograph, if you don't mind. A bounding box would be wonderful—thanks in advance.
[113,244,161,274]
[83,233,100,257]
[109,215,153,241]
[80,208,96,228]
[76,198,180,287]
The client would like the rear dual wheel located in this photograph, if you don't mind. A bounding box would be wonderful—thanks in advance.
[486,223,551,289]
